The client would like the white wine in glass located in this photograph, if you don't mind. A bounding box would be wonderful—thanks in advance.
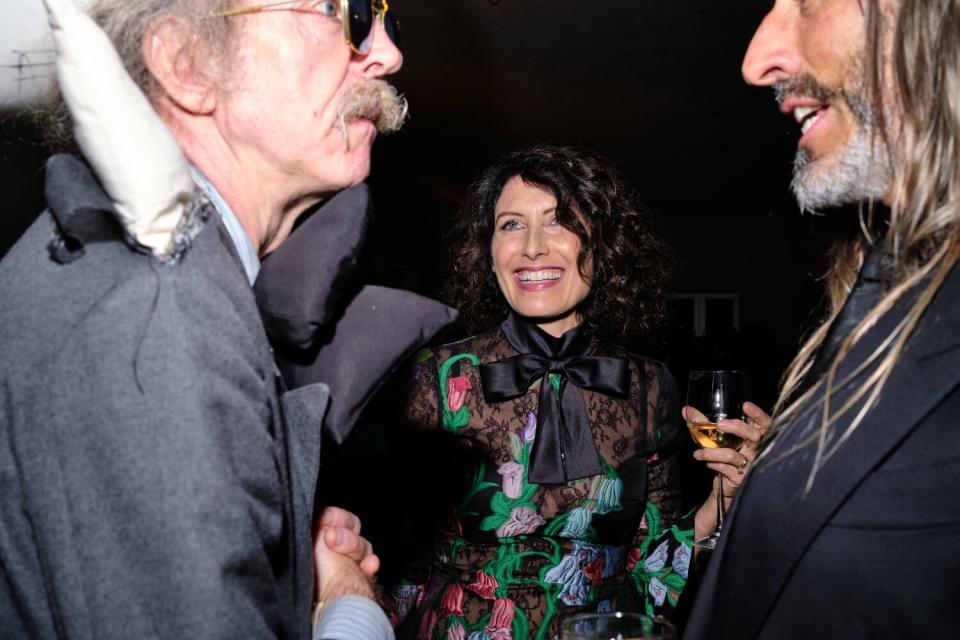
[686,370,750,549]
[687,423,744,450]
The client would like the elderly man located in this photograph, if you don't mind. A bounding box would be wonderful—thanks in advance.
[0,1,403,639]
[685,0,960,637]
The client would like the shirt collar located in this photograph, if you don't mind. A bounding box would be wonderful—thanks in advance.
[190,167,260,284]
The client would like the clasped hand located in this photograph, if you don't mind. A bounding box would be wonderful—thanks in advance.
[313,506,380,607]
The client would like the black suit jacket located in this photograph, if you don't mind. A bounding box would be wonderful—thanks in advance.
[685,261,960,638]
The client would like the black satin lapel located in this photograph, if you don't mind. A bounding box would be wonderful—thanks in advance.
[689,263,960,639]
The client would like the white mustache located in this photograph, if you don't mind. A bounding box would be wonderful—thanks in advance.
[336,79,408,139]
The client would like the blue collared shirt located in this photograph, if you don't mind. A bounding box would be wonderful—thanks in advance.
[190,167,260,285]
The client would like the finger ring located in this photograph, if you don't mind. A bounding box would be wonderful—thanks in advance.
[736,457,748,474]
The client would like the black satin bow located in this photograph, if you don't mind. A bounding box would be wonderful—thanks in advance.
[479,313,631,485]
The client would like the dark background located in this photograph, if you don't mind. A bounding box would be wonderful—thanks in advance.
[0,0,841,379]
[2,0,855,583]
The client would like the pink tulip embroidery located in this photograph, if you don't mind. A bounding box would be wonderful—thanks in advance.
[497,462,524,499]
[446,622,466,640]
[466,570,499,600]
[495,506,546,538]
[439,583,465,616]
[485,598,516,640]
[446,376,471,412]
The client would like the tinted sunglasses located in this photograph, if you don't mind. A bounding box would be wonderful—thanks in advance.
[214,0,400,55]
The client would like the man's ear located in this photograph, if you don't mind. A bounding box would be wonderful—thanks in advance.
[142,16,217,115]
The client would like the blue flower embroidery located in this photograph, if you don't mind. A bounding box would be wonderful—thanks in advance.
[544,554,579,585]
[593,476,624,515]
[558,574,590,606]
[648,576,668,607]
[644,540,669,573]
[559,507,593,538]
[672,543,691,580]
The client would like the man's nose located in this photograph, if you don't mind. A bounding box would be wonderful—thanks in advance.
[359,20,403,77]
[742,4,798,87]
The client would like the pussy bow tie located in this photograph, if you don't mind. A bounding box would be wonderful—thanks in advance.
[479,313,631,485]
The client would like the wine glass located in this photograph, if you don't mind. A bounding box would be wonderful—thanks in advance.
[561,612,677,640]
[685,370,750,549]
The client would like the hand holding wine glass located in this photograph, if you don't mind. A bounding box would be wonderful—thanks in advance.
[684,371,769,549]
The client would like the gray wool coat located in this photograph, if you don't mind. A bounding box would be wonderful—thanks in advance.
[0,155,328,639]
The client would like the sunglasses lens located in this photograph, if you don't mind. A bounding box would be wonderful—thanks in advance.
[348,0,373,53]
[383,10,400,50]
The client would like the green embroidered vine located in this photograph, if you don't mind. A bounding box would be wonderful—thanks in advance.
[438,353,481,432]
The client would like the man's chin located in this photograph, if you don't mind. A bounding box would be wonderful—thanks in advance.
[791,143,891,212]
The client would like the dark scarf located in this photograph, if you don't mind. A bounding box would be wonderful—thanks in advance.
[478,313,631,485]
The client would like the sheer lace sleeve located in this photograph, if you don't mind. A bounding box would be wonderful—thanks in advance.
[625,363,695,617]
[402,348,442,430]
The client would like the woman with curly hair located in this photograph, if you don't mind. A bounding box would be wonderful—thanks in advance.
[384,146,740,639]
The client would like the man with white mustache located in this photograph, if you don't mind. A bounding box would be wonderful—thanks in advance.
[685,0,960,637]
[0,1,406,639]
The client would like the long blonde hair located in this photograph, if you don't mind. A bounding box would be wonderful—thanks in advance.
[769,0,960,488]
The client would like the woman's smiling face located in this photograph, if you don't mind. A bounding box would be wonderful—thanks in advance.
[490,176,592,337]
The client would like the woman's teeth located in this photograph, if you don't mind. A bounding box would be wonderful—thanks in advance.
[518,270,561,282]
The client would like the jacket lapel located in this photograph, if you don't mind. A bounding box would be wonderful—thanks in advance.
[690,262,960,638]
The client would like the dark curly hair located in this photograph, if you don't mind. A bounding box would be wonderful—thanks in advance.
[443,145,671,350]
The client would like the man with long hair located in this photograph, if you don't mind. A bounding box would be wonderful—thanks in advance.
[0,1,405,638]
[685,1,960,636]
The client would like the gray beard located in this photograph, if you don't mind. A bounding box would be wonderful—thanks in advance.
[791,109,892,213]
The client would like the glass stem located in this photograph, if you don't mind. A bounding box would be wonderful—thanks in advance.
[715,474,725,534]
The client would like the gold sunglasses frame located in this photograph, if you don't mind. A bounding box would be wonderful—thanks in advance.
[212,0,393,55]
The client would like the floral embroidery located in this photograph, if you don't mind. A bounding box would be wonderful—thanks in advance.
[438,353,481,432]
[628,502,693,615]
[447,622,467,640]
[558,507,593,538]
[593,476,624,515]
[466,570,498,600]
[545,552,590,606]
[521,412,537,443]
[672,544,691,580]
[447,376,472,412]
[390,583,421,623]
[497,462,524,499]
[485,598,515,640]
[440,584,465,617]
[395,332,693,640]
[495,506,545,538]
[582,556,604,587]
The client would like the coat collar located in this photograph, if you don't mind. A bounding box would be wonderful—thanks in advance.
[687,259,960,638]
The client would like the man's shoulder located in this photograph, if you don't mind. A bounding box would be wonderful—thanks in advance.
[0,158,261,383]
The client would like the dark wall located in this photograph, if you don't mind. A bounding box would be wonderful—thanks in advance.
[1,115,47,259]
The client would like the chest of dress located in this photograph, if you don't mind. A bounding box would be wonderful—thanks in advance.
[436,358,654,543]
